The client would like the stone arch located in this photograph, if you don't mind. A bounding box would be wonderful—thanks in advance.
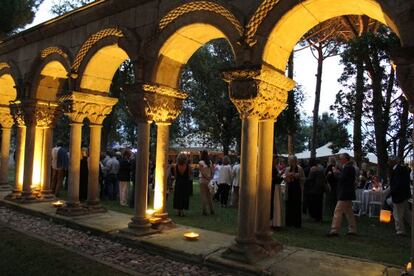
[148,7,242,89]
[0,62,19,106]
[28,47,72,101]
[73,27,139,94]
[250,0,403,72]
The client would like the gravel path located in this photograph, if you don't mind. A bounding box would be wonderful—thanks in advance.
[0,206,230,276]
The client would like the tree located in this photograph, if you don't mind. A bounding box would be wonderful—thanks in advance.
[180,39,240,155]
[274,86,307,155]
[298,20,343,159]
[0,0,43,39]
[51,0,93,15]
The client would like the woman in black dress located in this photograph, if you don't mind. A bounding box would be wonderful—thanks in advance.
[284,155,305,228]
[173,153,191,216]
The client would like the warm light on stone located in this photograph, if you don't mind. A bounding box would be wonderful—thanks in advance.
[184,232,200,241]
[52,200,64,208]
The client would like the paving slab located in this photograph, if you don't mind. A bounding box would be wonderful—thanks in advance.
[137,225,233,261]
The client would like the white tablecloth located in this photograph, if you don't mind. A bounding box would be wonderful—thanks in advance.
[360,189,388,215]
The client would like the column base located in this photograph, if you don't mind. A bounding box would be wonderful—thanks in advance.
[0,182,11,192]
[19,191,38,202]
[38,190,56,202]
[154,212,173,225]
[85,200,107,214]
[117,217,159,237]
[128,216,152,229]
[255,231,283,255]
[4,189,22,200]
[56,202,88,217]
[221,238,269,264]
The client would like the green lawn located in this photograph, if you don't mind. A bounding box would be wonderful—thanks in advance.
[0,226,129,276]
[101,182,410,267]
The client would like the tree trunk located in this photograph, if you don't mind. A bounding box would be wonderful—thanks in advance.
[398,97,409,160]
[310,45,324,159]
[287,53,295,155]
[365,58,388,181]
[353,55,364,166]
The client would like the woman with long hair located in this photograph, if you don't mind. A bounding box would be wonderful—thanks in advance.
[173,153,191,216]
[199,150,215,215]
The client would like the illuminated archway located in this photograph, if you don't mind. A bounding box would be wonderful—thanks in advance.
[0,67,19,189]
[152,22,236,214]
[34,60,69,101]
[79,45,129,93]
[262,0,399,72]
[0,72,17,105]
[154,23,236,89]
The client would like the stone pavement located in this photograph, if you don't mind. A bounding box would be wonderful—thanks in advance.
[0,194,404,276]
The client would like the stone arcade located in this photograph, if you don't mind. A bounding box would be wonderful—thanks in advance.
[1,0,414,265]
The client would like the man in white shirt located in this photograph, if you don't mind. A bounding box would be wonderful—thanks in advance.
[217,156,233,207]
[51,141,68,196]
[105,152,120,200]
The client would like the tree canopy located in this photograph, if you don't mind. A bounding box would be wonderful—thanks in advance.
[0,0,43,39]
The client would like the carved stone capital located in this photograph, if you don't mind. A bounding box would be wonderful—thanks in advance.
[125,84,187,124]
[10,100,60,128]
[0,106,14,128]
[59,92,118,124]
[223,65,295,120]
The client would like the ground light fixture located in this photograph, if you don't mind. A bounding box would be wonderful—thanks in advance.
[184,232,200,241]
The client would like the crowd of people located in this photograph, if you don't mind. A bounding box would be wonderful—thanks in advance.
[270,153,412,237]
[50,141,412,236]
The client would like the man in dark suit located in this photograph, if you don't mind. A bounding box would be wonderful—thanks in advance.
[327,153,357,236]
[389,156,411,236]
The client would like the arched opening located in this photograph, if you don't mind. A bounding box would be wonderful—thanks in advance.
[79,45,129,93]
[152,23,237,220]
[0,72,18,190]
[0,73,17,105]
[257,0,409,263]
[154,23,230,88]
[262,0,399,72]
[34,60,68,101]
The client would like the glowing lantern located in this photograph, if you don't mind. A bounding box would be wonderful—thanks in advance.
[407,262,412,271]
[379,210,392,223]
[52,200,64,208]
[184,232,200,241]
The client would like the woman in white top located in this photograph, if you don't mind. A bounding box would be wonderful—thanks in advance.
[217,156,233,207]
[198,150,215,215]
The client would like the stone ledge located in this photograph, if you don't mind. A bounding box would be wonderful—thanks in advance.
[0,197,405,276]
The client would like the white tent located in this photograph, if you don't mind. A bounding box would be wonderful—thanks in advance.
[283,142,378,164]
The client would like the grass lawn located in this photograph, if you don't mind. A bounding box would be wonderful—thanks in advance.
[0,226,129,276]
[100,181,410,267]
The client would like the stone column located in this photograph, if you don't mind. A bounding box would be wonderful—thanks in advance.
[255,77,292,253]
[126,121,152,233]
[87,124,104,211]
[57,121,86,216]
[153,122,171,223]
[10,125,26,198]
[255,120,275,240]
[40,127,55,200]
[21,123,37,201]
[0,127,12,191]
[221,65,295,263]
